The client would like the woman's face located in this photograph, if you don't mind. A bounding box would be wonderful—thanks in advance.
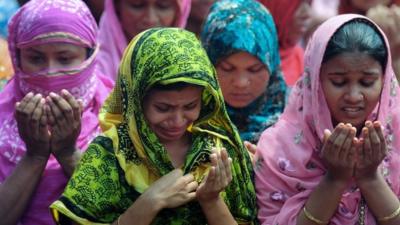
[320,52,383,130]
[143,85,202,144]
[117,0,177,41]
[285,0,312,46]
[19,43,87,75]
[216,51,270,108]
[350,0,391,12]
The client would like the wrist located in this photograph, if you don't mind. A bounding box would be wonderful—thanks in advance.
[356,171,383,189]
[140,190,164,213]
[23,154,49,167]
[323,173,350,191]
[198,194,222,207]
[53,146,77,160]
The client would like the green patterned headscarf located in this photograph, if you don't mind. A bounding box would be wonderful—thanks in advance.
[51,28,257,225]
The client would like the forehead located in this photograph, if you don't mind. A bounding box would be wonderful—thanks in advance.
[321,52,383,73]
[221,51,262,65]
[146,86,203,102]
[20,42,86,54]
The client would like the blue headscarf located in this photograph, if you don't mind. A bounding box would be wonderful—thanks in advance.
[201,0,287,143]
[0,0,19,38]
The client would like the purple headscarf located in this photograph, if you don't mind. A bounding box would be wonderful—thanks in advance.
[0,0,113,224]
[97,0,192,82]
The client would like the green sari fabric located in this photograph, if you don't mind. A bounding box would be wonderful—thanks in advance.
[51,28,257,225]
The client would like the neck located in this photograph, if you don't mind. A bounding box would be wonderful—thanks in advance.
[162,133,191,168]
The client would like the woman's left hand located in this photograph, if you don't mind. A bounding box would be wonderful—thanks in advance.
[355,121,387,183]
[46,90,82,159]
[196,148,233,204]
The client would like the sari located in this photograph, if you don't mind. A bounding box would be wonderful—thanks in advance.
[255,14,400,225]
[51,27,258,225]
[201,0,286,143]
[0,0,113,224]
[97,0,192,82]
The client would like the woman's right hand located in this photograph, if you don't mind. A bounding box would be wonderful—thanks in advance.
[321,123,357,185]
[142,169,198,210]
[15,92,51,161]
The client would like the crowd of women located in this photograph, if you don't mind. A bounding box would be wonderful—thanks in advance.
[1,0,400,224]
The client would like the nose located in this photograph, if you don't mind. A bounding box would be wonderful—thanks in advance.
[142,6,158,27]
[170,110,186,127]
[232,74,250,89]
[47,59,58,71]
[344,87,364,103]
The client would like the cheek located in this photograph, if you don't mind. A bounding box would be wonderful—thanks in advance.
[158,9,176,26]
[251,73,269,91]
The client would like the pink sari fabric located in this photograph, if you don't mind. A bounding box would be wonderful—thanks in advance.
[0,0,113,224]
[97,0,191,81]
[255,14,400,225]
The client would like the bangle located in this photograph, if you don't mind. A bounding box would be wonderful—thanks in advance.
[377,204,400,222]
[303,206,329,225]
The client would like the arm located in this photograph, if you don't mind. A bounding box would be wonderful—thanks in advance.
[46,90,83,177]
[0,93,51,225]
[0,156,47,225]
[297,176,347,225]
[114,169,197,225]
[297,124,357,225]
[197,148,237,225]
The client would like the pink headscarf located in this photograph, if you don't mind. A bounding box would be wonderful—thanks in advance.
[97,0,192,81]
[0,0,113,224]
[255,14,400,225]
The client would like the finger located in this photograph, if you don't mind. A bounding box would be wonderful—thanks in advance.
[217,149,227,188]
[47,95,67,128]
[204,166,216,185]
[373,121,388,158]
[347,138,357,166]
[186,192,197,201]
[332,123,349,158]
[220,148,232,186]
[18,92,34,111]
[30,98,45,139]
[45,104,56,127]
[366,121,380,160]
[362,127,372,161]
[244,141,256,154]
[49,92,74,125]
[340,126,356,161]
[23,93,42,119]
[61,89,81,123]
[181,173,195,185]
[185,181,199,193]
[39,105,49,139]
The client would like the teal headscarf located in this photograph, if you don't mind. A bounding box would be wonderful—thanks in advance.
[201,0,286,143]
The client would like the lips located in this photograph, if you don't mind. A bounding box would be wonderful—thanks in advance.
[341,106,364,118]
[160,126,187,138]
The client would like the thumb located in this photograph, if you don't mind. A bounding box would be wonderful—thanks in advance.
[323,129,332,143]
[244,141,257,154]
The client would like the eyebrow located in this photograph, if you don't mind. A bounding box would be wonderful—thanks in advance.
[154,98,200,106]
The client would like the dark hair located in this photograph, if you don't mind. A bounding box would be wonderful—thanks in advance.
[322,18,387,70]
[150,82,202,91]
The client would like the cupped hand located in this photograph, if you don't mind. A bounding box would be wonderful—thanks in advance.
[321,123,357,185]
[15,92,51,161]
[196,148,233,203]
[46,90,82,158]
[143,169,198,210]
[355,121,387,183]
